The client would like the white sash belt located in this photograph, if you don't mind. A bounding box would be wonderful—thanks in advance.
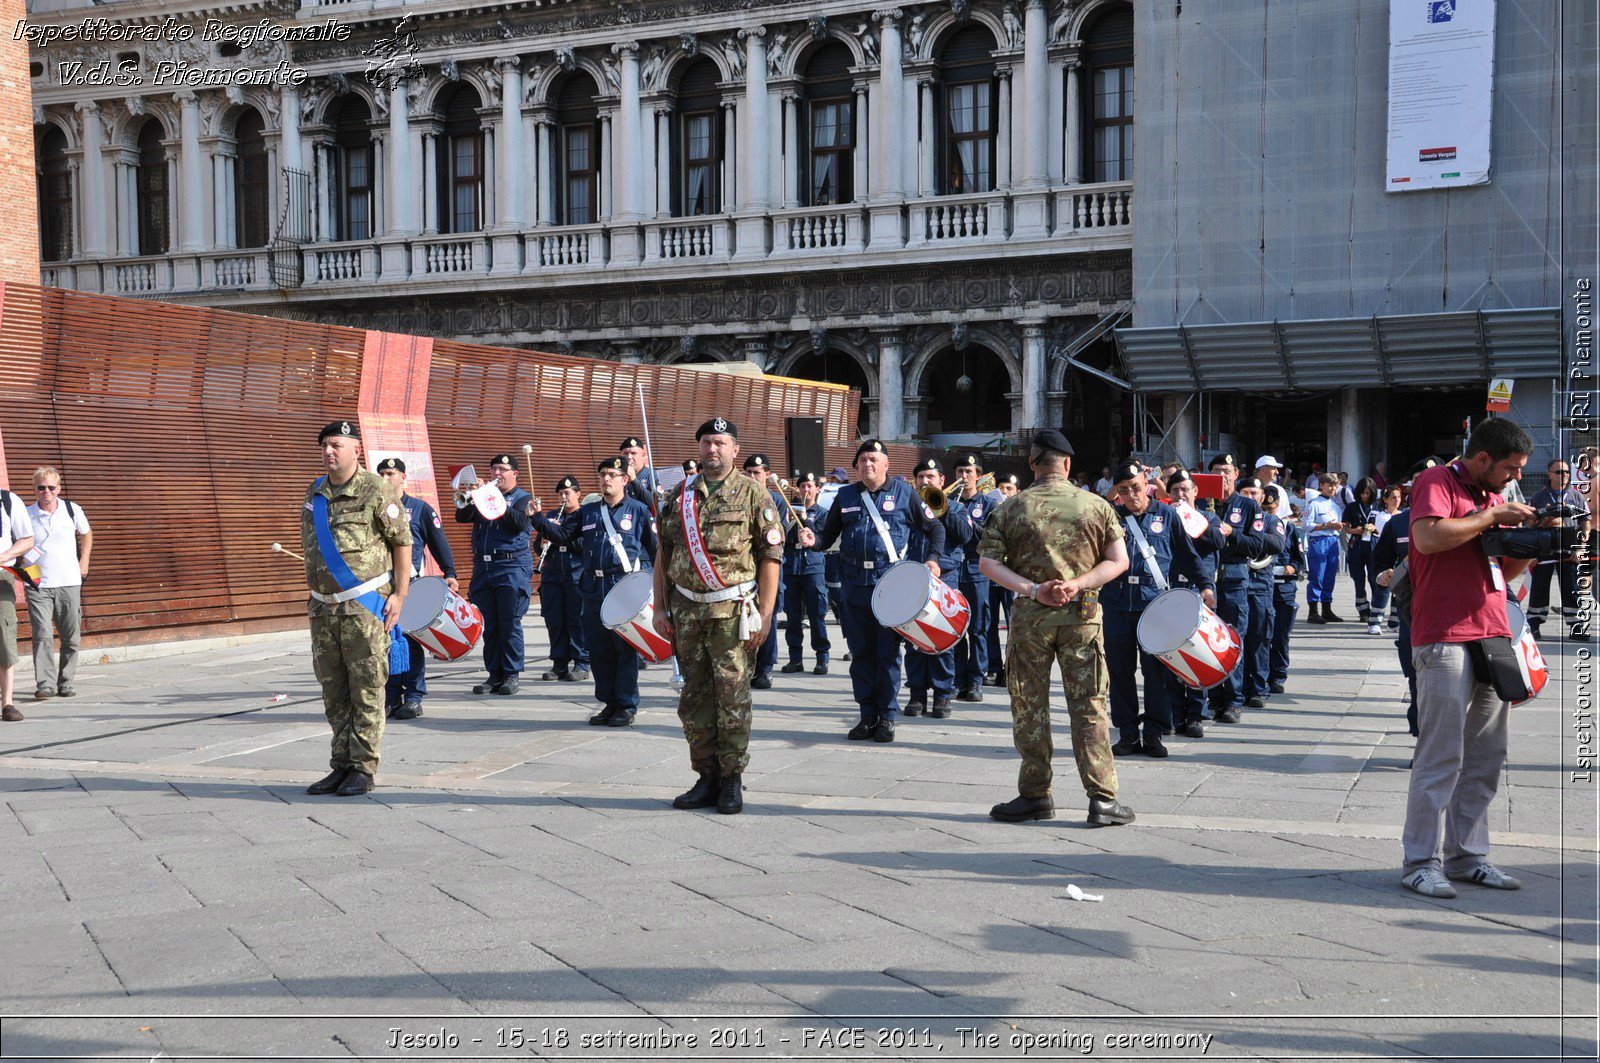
[310,572,391,604]
[675,581,760,640]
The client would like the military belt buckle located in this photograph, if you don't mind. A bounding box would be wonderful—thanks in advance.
[481,553,493,562]
[1127,576,1140,585]
[862,562,875,570]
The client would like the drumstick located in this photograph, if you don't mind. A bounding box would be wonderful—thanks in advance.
[270,542,307,562]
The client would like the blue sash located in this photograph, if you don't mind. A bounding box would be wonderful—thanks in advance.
[311,478,408,673]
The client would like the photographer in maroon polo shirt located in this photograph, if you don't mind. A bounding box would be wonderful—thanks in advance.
[1400,419,1536,899]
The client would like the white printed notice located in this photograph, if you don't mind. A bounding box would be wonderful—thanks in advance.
[1386,0,1495,192]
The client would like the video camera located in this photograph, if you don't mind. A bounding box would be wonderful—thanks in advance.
[1480,502,1587,560]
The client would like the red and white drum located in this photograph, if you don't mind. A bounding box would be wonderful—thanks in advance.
[871,560,970,655]
[1136,588,1242,689]
[1505,598,1548,704]
[397,575,484,661]
[600,570,674,664]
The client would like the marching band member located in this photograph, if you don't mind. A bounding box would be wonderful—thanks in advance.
[376,457,458,719]
[800,440,945,744]
[1207,458,1266,724]
[904,459,972,720]
[1237,477,1286,709]
[1265,490,1307,696]
[985,473,1021,686]
[621,436,658,509]
[1164,468,1225,737]
[780,472,832,676]
[654,418,784,815]
[950,454,1005,702]
[534,476,589,683]
[742,454,793,689]
[1303,477,1347,623]
[454,454,533,696]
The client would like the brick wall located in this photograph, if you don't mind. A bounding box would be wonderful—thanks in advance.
[0,0,38,286]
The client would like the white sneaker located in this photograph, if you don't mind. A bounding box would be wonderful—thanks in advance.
[1447,862,1522,890]
[1401,867,1458,898]
[1367,622,1382,635]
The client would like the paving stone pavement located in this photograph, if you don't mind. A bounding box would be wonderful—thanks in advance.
[0,583,1595,1061]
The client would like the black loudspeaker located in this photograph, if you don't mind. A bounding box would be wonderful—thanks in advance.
[785,416,827,480]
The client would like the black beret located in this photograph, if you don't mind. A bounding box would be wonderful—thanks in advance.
[913,458,941,474]
[489,454,515,469]
[1237,476,1263,491]
[954,453,982,469]
[1112,461,1144,485]
[1208,453,1237,470]
[743,454,770,469]
[318,419,360,443]
[697,417,737,440]
[597,456,627,474]
[555,475,578,492]
[619,437,645,450]
[1409,456,1442,477]
[1030,430,1074,457]
[854,439,888,463]
[795,471,820,485]
[375,457,405,474]
[1000,474,1020,486]
[682,459,701,473]
[1166,468,1194,488]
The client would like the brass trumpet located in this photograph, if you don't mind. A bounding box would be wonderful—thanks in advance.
[919,472,998,518]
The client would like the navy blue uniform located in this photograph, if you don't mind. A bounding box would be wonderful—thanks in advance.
[1243,511,1287,701]
[386,494,457,708]
[756,483,792,676]
[1371,509,1418,735]
[455,487,533,686]
[625,466,659,511]
[533,497,657,716]
[1269,519,1307,689]
[1206,493,1265,714]
[904,496,972,703]
[783,501,832,665]
[1105,500,1203,743]
[535,506,589,677]
[1343,500,1379,619]
[952,488,1004,693]
[1167,505,1226,725]
[814,479,945,725]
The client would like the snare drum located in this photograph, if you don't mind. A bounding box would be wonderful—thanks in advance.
[599,570,674,663]
[1136,588,1242,689]
[1505,598,1548,704]
[870,560,970,655]
[397,575,484,661]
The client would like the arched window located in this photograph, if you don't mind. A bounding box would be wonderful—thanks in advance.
[801,43,855,206]
[436,85,484,233]
[37,126,72,262]
[328,96,374,241]
[923,345,1011,439]
[233,108,269,248]
[675,59,722,216]
[555,74,601,225]
[1082,4,1133,182]
[937,25,998,195]
[135,120,169,256]
[789,348,871,436]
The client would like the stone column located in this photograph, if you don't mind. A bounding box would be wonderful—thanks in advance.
[312,142,333,241]
[495,58,525,228]
[852,86,869,200]
[1020,321,1047,430]
[740,333,771,371]
[1063,59,1082,183]
[733,28,770,260]
[279,83,303,176]
[74,103,109,257]
[654,107,671,216]
[420,131,437,233]
[598,114,613,220]
[1013,0,1051,237]
[875,329,905,440]
[175,92,208,251]
[385,79,413,236]
[781,92,800,208]
[867,11,905,247]
[613,43,644,220]
[534,117,554,225]
[721,100,738,211]
[916,78,935,195]
[210,151,233,248]
[996,72,1013,189]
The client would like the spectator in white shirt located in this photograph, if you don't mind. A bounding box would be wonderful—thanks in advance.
[0,487,35,721]
[25,467,92,701]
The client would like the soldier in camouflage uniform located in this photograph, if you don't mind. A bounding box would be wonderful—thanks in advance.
[977,429,1136,827]
[301,421,412,797]
[652,417,784,815]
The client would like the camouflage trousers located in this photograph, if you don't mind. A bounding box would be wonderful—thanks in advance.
[674,601,756,777]
[1006,619,1117,801]
[310,611,388,776]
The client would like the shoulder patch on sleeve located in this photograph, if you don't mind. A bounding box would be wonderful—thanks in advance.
[766,526,784,545]
[386,503,401,519]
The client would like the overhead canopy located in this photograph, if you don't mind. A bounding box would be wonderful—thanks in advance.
[1113,308,1561,393]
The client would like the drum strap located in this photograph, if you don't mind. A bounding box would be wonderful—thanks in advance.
[861,489,902,565]
[597,503,641,574]
[1124,515,1169,592]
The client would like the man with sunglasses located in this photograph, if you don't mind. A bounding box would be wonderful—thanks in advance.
[1526,459,1592,641]
[25,468,92,702]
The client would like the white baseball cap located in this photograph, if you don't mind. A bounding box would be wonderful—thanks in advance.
[1255,455,1284,469]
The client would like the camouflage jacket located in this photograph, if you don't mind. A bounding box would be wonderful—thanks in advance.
[301,469,412,617]
[978,472,1123,629]
[659,474,784,618]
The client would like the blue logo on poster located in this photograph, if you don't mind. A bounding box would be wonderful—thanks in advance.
[1428,1,1455,23]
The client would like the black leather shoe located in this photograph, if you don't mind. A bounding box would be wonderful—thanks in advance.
[541,669,567,681]
[588,706,617,726]
[957,687,984,703]
[495,676,520,695]
[607,711,635,727]
[752,672,773,690]
[717,773,744,814]
[930,696,953,719]
[842,651,852,661]
[847,719,877,741]
[392,698,422,720]
[1269,682,1286,694]
[384,701,399,718]
[673,772,720,809]
[1182,721,1205,738]
[781,661,805,673]
[568,668,589,682]
[1143,736,1169,758]
[1110,737,1143,756]
[1306,609,1326,624]
[903,698,926,717]
[306,768,349,795]
[813,655,830,675]
[1215,707,1242,724]
[1087,797,1135,826]
[1323,608,1346,623]
[1244,695,1266,709]
[472,680,498,694]
[872,720,896,743]
[989,794,1055,822]
[336,770,375,796]
[993,667,1007,686]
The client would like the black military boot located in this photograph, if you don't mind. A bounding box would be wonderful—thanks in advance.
[847,718,877,741]
[1087,797,1136,826]
[336,770,375,796]
[673,771,720,810]
[814,653,830,675]
[306,767,349,795]
[494,676,521,695]
[781,660,805,673]
[1322,603,1346,623]
[903,695,926,717]
[989,794,1055,822]
[930,695,953,719]
[588,705,617,726]
[717,773,744,815]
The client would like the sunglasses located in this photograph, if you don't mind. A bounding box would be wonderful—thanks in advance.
[35,484,60,492]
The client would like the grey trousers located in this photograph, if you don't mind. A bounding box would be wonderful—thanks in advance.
[26,585,82,693]
[1402,641,1509,874]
